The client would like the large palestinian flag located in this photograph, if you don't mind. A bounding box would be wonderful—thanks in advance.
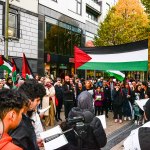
[74,40,148,71]
[0,55,12,74]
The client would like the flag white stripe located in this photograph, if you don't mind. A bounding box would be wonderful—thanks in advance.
[3,61,12,71]
[88,49,148,63]
[107,70,125,78]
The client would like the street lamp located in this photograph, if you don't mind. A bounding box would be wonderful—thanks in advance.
[4,0,9,59]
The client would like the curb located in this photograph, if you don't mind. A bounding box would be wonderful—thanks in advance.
[102,122,138,150]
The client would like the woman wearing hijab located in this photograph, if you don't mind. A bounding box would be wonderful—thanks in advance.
[58,91,107,150]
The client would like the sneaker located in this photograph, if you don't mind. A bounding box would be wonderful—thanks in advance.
[124,117,127,121]
[128,117,131,121]
[134,120,138,125]
[119,120,122,123]
[115,119,118,123]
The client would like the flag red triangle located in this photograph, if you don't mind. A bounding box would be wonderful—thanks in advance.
[11,58,16,73]
[74,46,92,69]
[22,53,32,79]
[0,55,4,66]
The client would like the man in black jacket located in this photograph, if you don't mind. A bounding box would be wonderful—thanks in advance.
[9,79,46,150]
[62,76,75,119]
[103,80,111,118]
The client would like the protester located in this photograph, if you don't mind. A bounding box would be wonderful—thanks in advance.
[124,100,150,150]
[76,82,84,101]
[94,86,104,116]
[108,77,116,111]
[112,83,124,123]
[103,80,111,118]
[3,77,13,89]
[9,79,46,150]
[133,84,143,125]
[42,78,56,127]
[0,89,27,150]
[62,76,75,119]
[58,91,107,150]
[54,78,63,121]
[84,80,95,98]
[0,79,4,90]
[122,83,132,121]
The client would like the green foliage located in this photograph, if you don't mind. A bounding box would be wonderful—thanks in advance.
[141,0,150,15]
[94,0,150,46]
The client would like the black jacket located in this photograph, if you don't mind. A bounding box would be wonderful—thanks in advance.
[58,108,107,150]
[103,86,111,101]
[9,114,39,150]
[62,83,74,101]
[112,89,124,106]
[55,84,63,107]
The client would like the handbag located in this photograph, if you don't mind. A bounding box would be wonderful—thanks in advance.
[55,97,59,106]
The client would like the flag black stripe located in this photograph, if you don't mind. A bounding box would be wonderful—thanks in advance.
[80,39,148,54]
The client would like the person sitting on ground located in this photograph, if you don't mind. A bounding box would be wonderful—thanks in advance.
[58,91,107,150]
[124,100,150,150]
[0,89,27,150]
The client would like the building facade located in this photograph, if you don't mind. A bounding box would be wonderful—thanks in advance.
[0,0,38,76]
[38,0,106,78]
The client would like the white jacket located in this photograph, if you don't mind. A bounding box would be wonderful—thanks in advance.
[124,121,150,150]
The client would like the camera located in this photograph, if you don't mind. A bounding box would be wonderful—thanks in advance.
[67,116,87,139]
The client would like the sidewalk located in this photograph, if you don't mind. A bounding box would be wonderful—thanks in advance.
[45,108,133,150]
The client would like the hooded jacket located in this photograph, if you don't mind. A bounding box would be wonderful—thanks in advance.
[0,133,23,150]
[58,91,107,150]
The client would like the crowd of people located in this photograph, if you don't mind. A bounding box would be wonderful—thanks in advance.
[0,74,150,150]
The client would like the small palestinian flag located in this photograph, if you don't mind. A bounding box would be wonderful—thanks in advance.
[74,40,148,71]
[22,53,34,79]
[106,70,125,81]
[0,55,12,74]
[11,58,18,83]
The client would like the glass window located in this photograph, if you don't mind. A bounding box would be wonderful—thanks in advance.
[76,0,82,15]
[8,9,19,38]
[86,10,99,22]
[45,23,59,54]
[45,17,82,57]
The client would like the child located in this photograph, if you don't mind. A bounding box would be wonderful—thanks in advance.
[94,86,104,116]
[0,89,26,150]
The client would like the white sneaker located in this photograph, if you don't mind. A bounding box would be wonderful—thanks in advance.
[128,117,131,121]
[134,120,138,125]
[115,119,118,123]
[119,120,122,123]
[124,117,127,121]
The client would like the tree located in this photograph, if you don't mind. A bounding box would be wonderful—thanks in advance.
[94,0,150,46]
[141,0,150,15]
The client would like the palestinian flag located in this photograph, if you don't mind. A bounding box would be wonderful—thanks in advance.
[74,40,148,71]
[11,58,18,83]
[22,53,34,79]
[106,70,125,81]
[0,55,12,74]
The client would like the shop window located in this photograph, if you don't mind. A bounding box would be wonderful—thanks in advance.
[45,23,59,54]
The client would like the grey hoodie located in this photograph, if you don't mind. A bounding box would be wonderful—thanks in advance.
[77,91,94,113]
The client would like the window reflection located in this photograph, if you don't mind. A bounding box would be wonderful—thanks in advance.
[45,19,82,57]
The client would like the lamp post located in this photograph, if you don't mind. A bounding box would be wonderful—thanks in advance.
[4,0,9,59]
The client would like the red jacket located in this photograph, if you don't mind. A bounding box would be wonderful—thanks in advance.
[0,133,23,150]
